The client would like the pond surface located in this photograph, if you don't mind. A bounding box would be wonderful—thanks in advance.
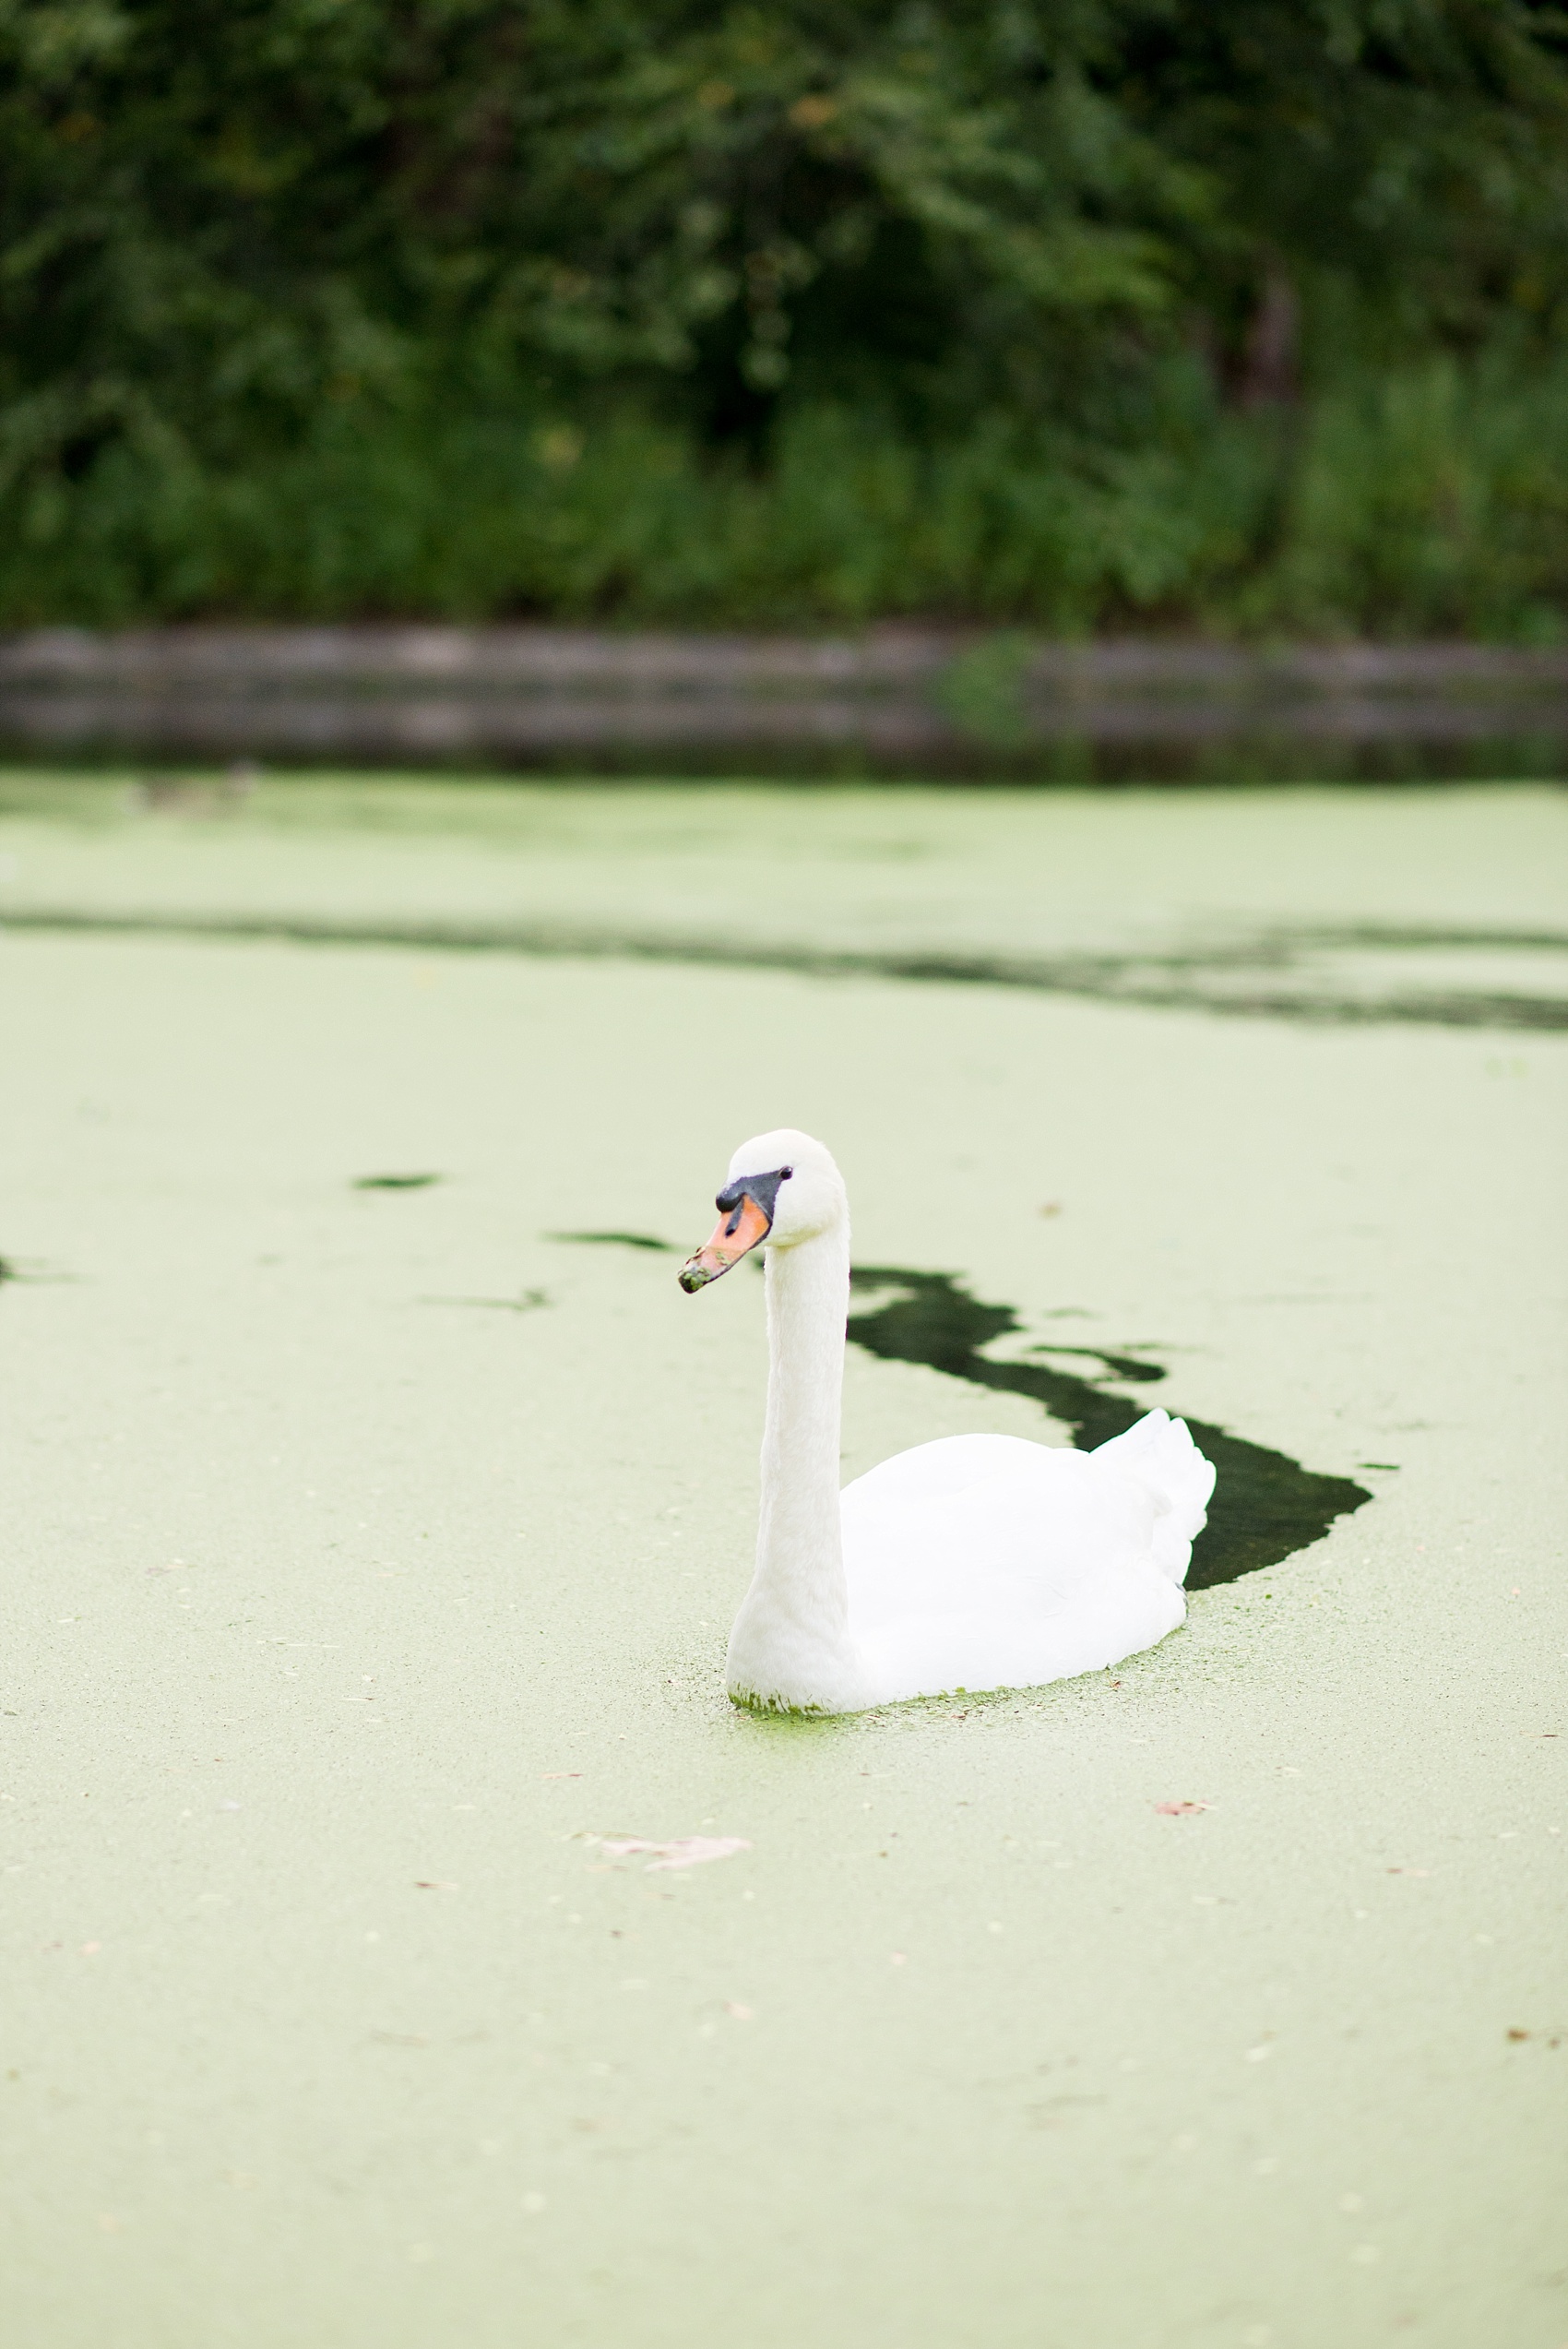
[0,775,1561,2349]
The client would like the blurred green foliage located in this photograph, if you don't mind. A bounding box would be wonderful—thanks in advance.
[2,0,1565,632]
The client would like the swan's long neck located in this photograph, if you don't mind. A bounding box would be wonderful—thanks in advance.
[726,1219,860,1708]
[758,1224,849,1628]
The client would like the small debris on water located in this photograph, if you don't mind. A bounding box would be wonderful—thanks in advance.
[134,768,257,812]
[592,1835,751,1872]
[354,1174,442,1190]
[1155,1800,1208,1817]
[415,1880,458,1891]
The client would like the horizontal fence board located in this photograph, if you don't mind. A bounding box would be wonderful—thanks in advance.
[3,626,1565,776]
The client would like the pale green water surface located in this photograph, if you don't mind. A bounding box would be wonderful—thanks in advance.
[1,776,1564,2348]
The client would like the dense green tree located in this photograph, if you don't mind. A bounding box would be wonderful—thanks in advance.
[2,1,1564,627]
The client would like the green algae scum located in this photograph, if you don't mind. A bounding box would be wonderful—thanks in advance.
[1,775,1564,2349]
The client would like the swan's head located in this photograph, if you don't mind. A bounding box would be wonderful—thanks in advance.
[678,1128,846,1292]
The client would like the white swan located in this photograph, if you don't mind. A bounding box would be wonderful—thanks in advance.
[679,1129,1215,1714]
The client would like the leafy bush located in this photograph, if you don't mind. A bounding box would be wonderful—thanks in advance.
[2,1,1564,631]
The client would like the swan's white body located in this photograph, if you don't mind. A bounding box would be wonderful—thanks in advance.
[683,1130,1215,1715]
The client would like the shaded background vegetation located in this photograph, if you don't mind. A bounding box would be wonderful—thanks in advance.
[3,0,1565,632]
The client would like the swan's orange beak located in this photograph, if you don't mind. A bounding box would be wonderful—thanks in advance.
[679,1193,772,1292]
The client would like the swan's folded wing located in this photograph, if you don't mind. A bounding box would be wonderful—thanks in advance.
[842,1434,1191,1702]
[845,1449,1156,1629]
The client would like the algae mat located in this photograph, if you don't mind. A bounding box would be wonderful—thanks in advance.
[1,780,1564,2349]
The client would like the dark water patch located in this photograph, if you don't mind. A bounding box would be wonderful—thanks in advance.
[0,1254,76,1288]
[546,1230,678,1252]
[420,1288,549,1313]
[6,908,1562,1032]
[354,1172,442,1190]
[848,1265,1369,1589]
[1021,1341,1167,1385]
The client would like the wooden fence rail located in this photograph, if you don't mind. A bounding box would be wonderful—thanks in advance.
[3,626,1564,776]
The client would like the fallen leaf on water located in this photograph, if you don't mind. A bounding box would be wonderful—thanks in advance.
[1506,2028,1529,2042]
[594,1835,752,1872]
[1154,1801,1209,1818]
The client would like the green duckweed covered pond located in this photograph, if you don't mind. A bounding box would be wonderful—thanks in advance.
[1,775,1564,2349]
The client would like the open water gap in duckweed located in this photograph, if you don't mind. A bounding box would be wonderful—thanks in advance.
[548,1229,679,1251]
[847,1264,1370,1590]
[6,909,1564,1032]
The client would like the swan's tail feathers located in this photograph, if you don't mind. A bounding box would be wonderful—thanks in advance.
[1092,1408,1217,1584]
